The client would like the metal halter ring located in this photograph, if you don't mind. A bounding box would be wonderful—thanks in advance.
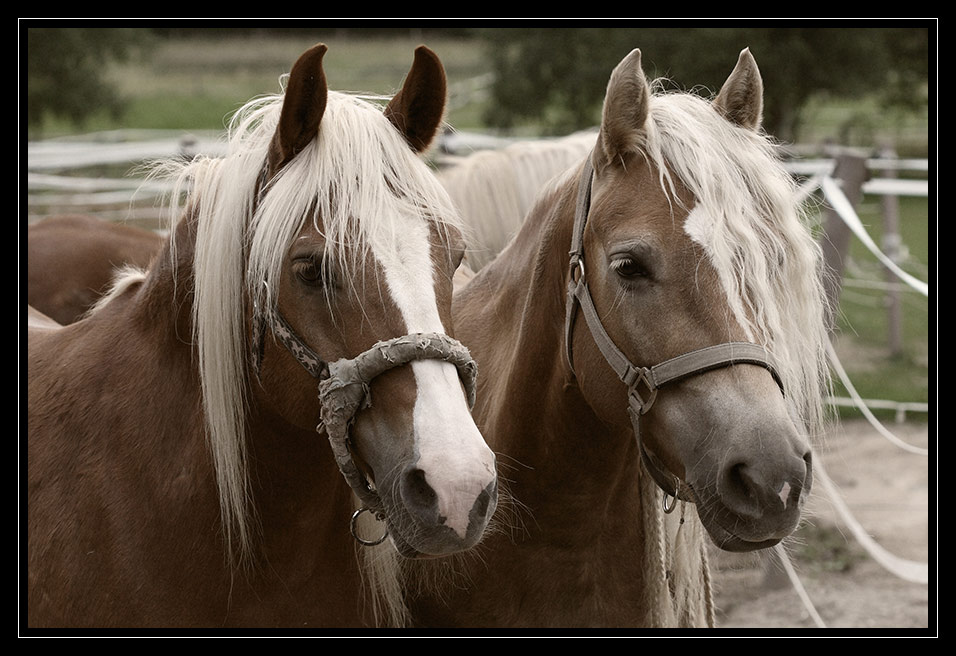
[661,475,687,514]
[662,490,679,514]
[350,507,389,547]
[571,257,585,284]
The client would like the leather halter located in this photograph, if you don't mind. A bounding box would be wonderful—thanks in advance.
[564,154,783,508]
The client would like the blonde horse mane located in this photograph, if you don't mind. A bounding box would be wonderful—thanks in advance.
[152,87,462,627]
[640,86,832,440]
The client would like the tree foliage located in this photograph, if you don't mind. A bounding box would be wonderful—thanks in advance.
[26,28,147,131]
[479,25,931,141]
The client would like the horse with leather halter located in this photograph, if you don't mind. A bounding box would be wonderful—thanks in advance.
[27,44,497,628]
[407,48,831,627]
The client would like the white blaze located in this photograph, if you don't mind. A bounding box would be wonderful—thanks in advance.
[683,204,715,252]
[371,216,495,538]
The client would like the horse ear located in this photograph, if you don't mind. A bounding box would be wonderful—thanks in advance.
[713,48,763,131]
[268,43,329,174]
[384,46,447,153]
[594,48,651,172]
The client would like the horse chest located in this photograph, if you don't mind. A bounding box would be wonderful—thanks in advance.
[412,529,650,628]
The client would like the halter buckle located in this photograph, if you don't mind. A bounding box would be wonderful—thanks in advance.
[626,366,658,415]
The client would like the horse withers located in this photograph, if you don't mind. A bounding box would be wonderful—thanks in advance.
[409,48,831,627]
[27,43,496,629]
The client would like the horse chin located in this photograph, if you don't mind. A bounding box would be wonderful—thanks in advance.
[699,521,786,553]
[386,518,485,560]
[690,488,802,553]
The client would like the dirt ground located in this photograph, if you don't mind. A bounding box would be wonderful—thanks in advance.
[708,418,933,635]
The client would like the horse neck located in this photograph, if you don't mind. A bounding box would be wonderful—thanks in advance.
[148,218,370,616]
[455,167,641,530]
[158,214,360,553]
[423,169,694,628]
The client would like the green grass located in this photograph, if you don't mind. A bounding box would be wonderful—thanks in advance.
[827,193,931,420]
[33,34,493,136]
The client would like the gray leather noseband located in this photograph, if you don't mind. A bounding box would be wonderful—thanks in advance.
[564,154,783,509]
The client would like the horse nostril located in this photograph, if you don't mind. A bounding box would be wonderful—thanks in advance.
[801,450,813,496]
[471,479,498,525]
[400,467,439,523]
[721,452,810,519]
[723,462,760,511]
[722,460,790,518]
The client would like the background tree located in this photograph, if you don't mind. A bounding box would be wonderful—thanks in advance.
[479,25,930,142]
[26,28,148,133]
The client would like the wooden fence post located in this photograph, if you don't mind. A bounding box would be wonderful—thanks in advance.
[879,145,903,357]
[819,150,869,334]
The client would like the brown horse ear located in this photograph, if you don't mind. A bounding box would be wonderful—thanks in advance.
[714,48,763,131]
[594,48,651,172]
[268,43,329,174]
[384,46,447,153]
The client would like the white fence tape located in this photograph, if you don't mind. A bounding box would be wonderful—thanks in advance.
[827,342,929,456]
[815,460,929,585]
[817,175,929,297]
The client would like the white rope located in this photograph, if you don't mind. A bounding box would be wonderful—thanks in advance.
[815,460,929,585]
[773,544,827,628]
[794,173,825,206]
[827,341,929,456]
[819,175,929,297]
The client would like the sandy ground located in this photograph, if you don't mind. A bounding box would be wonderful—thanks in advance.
[708,418,933,635]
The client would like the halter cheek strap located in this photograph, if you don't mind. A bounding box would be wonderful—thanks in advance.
[565,154,784,506]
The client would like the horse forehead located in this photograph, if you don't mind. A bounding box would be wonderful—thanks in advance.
[593,156,691,215]
[682,204,717,250]
[591,176,692,246]
[308,214,438,338]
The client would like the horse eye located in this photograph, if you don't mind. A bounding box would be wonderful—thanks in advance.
[610,256,649,279]
[292,256,327,286]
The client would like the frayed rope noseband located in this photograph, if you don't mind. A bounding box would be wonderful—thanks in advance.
[251,305,478,547]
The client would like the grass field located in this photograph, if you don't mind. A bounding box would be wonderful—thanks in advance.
[70,33,492,134]
[827,192,931,419]
[29,32,933,423]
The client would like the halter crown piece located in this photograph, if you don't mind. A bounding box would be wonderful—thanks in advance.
[251,303,479,546]
[564,153,784,511]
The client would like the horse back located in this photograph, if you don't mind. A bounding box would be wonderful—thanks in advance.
[27,214,164,324]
